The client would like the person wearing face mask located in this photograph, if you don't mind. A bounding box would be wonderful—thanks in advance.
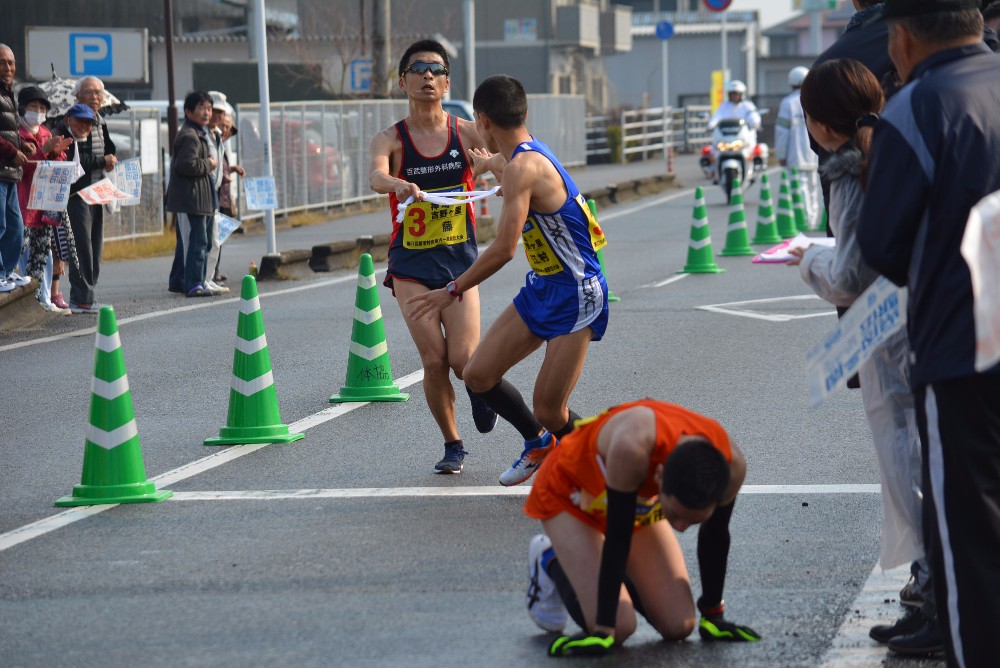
[15,85,73,314]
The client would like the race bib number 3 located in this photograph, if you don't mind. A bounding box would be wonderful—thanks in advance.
[402,185,469,249]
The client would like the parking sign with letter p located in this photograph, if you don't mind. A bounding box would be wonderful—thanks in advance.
[70,33,112,76]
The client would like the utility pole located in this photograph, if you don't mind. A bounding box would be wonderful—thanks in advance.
[163,0,178,152]
[372,0,391,98]
[463,0,475,101]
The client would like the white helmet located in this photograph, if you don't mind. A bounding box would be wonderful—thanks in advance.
[726,80,747,95]
[788,66,809,89]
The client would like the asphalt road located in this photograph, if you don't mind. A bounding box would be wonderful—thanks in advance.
[0,157,941,667]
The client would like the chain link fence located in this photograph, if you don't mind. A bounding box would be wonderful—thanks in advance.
[102,108,164,241]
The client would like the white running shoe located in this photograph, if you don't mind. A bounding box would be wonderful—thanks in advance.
[41,300,72,316]
[0,278,14,293]
[527,534,567,633]
[204,279,230,295]
[499,431,555,486]
[8,272,31,287]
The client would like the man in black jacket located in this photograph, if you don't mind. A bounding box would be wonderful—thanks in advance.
[166,91,218,297]
[858,2,1000,665]
[0,43,31,294]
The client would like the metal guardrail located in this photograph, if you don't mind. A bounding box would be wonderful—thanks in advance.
[235,95,585,221]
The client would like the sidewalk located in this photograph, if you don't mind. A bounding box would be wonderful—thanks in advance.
[0,156,695,337]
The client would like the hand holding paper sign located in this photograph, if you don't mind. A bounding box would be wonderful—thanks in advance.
[76,178,131,206]
[752,233,835,265]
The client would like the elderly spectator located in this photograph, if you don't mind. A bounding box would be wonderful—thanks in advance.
[0,43,32,294]
[54,76,117,313]
[15,85,73,314]
[857,1,1000,665]
[166,91,218,298]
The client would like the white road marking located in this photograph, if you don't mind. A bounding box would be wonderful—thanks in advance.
[0,273,363,353]
[698,294,837,322]
[820,565,914,667]
[165,484,880,501]
[643,273,691,289]
[0,369,424,553]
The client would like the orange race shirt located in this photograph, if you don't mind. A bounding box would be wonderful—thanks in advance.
[524,399,733,532]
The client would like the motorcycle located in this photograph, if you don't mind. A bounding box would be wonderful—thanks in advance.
[699,118,769,202]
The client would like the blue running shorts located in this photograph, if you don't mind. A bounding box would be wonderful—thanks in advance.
[513,272,609,342]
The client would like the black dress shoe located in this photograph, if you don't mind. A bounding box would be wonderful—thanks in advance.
[168,285,184,294]
[888,618,945,656]
[869,608,926,644]
[213,272,228,283]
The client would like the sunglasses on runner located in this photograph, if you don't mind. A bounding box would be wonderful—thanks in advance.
[404,61,449,77]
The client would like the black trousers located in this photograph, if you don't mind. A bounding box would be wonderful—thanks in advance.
[915,372,1000,668]
[66,198,103,305]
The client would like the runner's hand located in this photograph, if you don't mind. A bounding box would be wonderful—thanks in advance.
[548,631,614,657]
[698,614,761,642]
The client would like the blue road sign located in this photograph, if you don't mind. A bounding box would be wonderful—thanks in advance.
[350,59,373,93]
[703,0,733,11]
[69,33,112,77]
[655,20,675,40]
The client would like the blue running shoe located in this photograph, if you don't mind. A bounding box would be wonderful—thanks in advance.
[466,387,498,434]
[499,431,555,486]
[435,441,467,474]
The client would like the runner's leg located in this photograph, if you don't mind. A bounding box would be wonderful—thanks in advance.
[626,521,696,640]
[533,327,592,433]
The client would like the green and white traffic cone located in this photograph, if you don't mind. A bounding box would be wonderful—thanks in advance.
[790,168,808,233]
[719,180,755,257]
[205,275,305,444]
[56,306,172,506]
[776,170,796,239]
[679,186,724,273]
[751,173,782,245]
[586,199,619,302]
[330,254,409,403]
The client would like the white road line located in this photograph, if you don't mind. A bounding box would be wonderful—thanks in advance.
[0,273,364,353]
[598,187,697,223]
[698,294,837,322]
[165,484,880,501]
[643,273,691,289]
[0,369,425,553]
[820,565,913,667]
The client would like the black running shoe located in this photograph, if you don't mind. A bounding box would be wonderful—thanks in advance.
[435,442,467,474]
[467,387,498,434]
[887,618,945,656]
[870,608,926,644]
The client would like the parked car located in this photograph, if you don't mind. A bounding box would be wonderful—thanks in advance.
[442,99,474,121]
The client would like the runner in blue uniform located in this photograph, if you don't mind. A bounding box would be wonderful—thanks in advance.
[369,40,498,475]
[408,74,609,486]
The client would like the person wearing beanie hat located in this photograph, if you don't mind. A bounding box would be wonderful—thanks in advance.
[858,1,1000,665]
[15,85,73,313]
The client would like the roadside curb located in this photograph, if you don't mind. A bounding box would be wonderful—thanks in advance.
[254,172,674,281]
[0,281,57,334]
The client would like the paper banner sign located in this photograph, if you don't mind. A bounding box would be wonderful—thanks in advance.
[961,189,1000,372]
[76,178,132,206]
[753,233,835,264]
[244,176,277,210]
[27,161,77,211]
[805,276,907,406]
[215,211,242,245]
[108,157,142,206]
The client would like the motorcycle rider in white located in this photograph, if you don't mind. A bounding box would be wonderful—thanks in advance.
[709,80,762,146]
[775,66,820,229]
